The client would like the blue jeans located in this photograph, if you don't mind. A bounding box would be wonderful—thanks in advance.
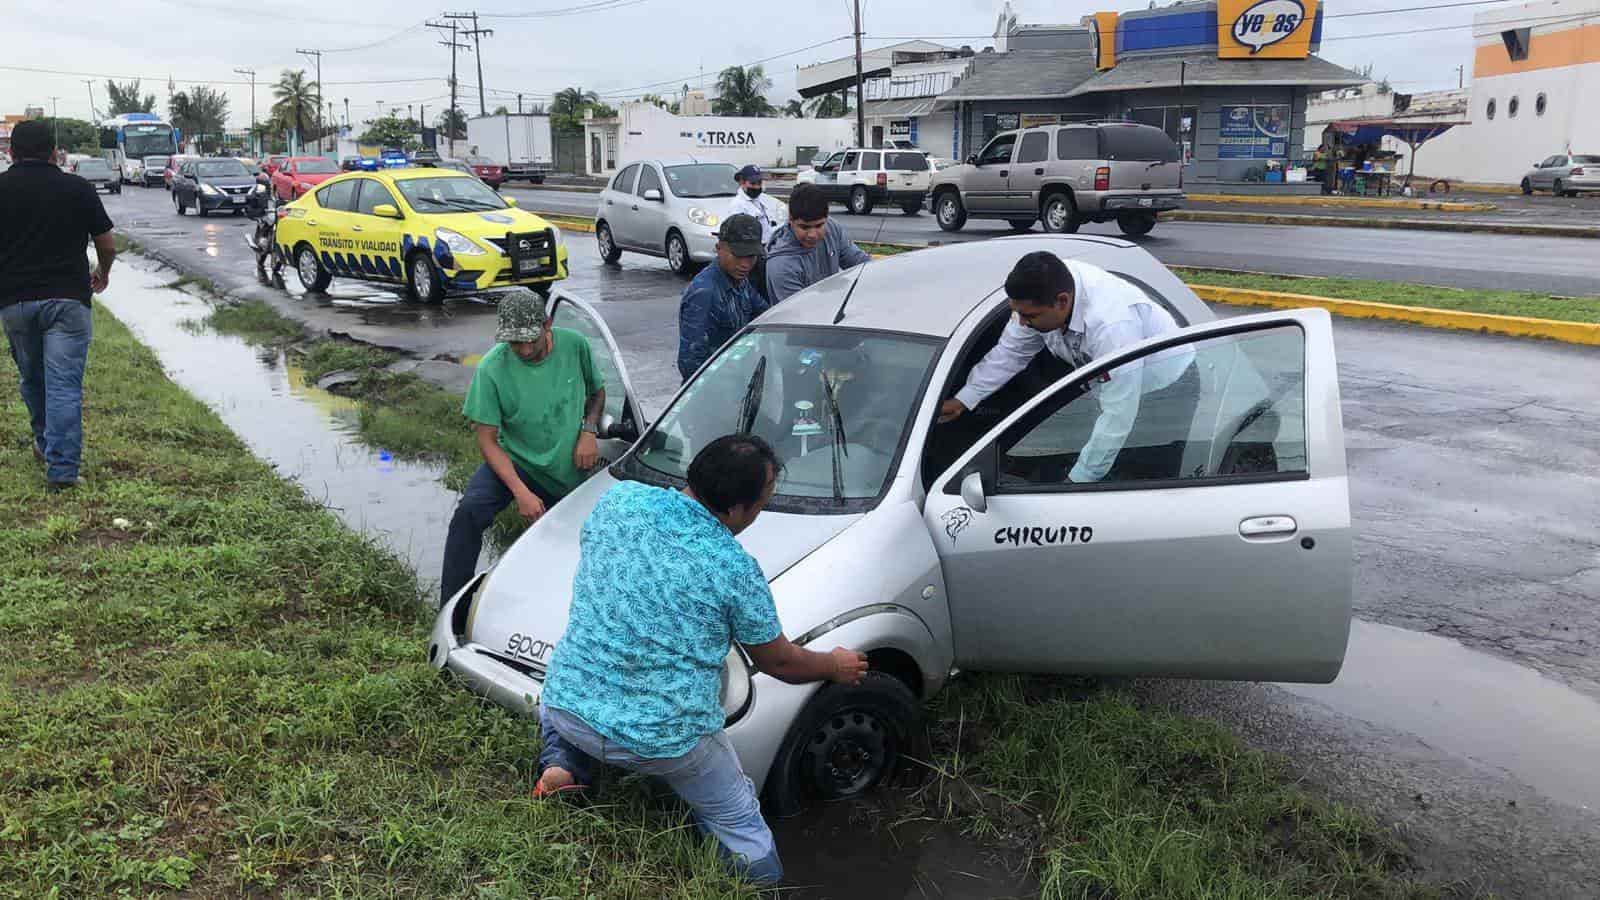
[2,299,93,483]
[439,462,560,605]
[539,704,783,886]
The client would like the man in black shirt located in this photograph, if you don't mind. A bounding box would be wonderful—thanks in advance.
[0,120,116,489]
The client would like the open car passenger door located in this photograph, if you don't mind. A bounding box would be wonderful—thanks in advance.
[548,289,645,469]
[922,309,1353,683]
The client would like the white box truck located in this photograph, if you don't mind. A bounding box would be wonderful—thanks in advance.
[467,113,554,184]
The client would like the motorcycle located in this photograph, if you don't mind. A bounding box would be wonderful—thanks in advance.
[243,184,285,281]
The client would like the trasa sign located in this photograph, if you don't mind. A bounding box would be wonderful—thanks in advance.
[1217,0,1319,58]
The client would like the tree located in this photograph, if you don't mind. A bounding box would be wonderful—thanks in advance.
[170,85,230,153]
[271,69,319,147]
[39,118,100,154]
[104,79,156,116]
[358,116,419,150]
[550,86,599,132]
[640,93,670,110]
[492,105,510,116]
[436,107,468,140]
[712,65,774,117]
[806,93,850,118]
[783,98,804,118]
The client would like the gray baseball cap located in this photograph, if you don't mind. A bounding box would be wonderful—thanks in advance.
[495,288,548,343]
[717,213,765,257]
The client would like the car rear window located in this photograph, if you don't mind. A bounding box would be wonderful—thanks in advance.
[1573,155,1600,164]
[884,151,928,171]
[1098,126,1180,163]
[859,151,882,170]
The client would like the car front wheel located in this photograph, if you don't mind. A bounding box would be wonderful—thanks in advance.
[596,221,622,263]
[1521,177,1533,195]
[1554,179,1568,197]
[295,244,333,293]
[666,230,692,277]
[763,672,928,816]
[173,192,185,216]
[406,251,445,304]
[935,192,967,232]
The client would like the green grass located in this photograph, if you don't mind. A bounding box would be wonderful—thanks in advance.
[0,306,764,899]
[299,341,401,384]
[206,299,306,345]
[1174,267,1600,324]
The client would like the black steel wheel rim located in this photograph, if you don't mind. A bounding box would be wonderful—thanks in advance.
[801,708,892,799]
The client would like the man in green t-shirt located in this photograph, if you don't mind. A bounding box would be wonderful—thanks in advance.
[440,289,605,605]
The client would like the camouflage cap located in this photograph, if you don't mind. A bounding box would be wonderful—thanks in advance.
[495,289,548,343]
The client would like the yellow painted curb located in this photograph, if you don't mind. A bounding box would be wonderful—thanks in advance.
[1186,193,1496,212]
[1188,284,1600,345]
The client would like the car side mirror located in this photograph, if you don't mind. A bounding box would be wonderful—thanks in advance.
[371,203,402,219]
[966,155,978,166]
[643,188,663,202]
[959,470,988,514]
[501,196,518,207]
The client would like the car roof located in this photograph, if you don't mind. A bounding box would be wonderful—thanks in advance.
[625,157,731,168]
[755,234,1191,338]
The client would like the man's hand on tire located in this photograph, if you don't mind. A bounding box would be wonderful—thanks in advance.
[828,648,870,685]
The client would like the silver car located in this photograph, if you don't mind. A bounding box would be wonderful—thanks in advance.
[430,235,1353,812]
[594,158,740,276]
[1520,154,1600,196]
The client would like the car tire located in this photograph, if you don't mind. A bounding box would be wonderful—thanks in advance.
[762,672,929,817]
[666,230,693,277]
[1007,219,1036,231]
[849,185,874,216]
[901,201,921,216]
[1521,178,1533,195]
[1041,192,1079,234]
[406,251,445,304]
[295,243,333,294]
[173,192,185,216]
[195,198,207,218]
[1117,211,1157,236]
[935,191,967,232]
[531,176,545,185]
[596,221,623,263]
[1554,179,1567,197]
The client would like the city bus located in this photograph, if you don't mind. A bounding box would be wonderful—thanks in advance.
[99,113,180,185]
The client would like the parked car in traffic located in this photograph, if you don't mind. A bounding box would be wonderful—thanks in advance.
[162,155,198,191]
[464,155,507,188]
[171,157,264,217]
[429,233,1354,813]
[798,148,931,215]
[262,154,290,176]
[271,156,342,201]
[931,122,1185,236]
[134,154,169,188]
[593,158,740,275]
[71,157,121,194]
[1520,154,1600,196]
[274,167,569,303]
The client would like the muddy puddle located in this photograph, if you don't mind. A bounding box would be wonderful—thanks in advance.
[99,261,464,590]
[1282,619,1600,811]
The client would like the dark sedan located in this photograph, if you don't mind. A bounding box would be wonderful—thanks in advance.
[171,158,265,216]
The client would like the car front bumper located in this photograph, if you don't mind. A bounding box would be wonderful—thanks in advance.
[196,190,258,211]
[445,241,571,292]
[684,225,719,262]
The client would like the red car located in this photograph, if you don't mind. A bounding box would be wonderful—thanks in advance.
[464,155,506,189]
[163,155,198,191]
[271,156,341,201]
[262,154,289,175]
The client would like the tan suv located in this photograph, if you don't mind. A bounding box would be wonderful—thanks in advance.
[930,122,1184,236]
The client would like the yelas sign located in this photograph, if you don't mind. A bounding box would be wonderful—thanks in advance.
[1218,0,1318,58]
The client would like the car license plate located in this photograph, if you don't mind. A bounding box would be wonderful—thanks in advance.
[231,196,245,204]
[515,258,540,275]
[1139,197,1154,207]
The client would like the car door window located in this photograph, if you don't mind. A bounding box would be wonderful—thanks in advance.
[858,151,881,172]
[1552,156,1568,168]
[1057,127,1098,160]
[1541,156,1560,168]
[548,293,640,437]
[1015,132,1049,164]
[612,164,640,193]
[317,179,358,212]
[976,135,1016,166]
[636,164,663,197]
[841,151,860,172]
[352,179,398,215]
[820,153,843,173]
[988,324,1305,491]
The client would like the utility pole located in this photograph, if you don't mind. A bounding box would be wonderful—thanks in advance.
[1455,65,1464,89]
[446,11,494,116]
[852,0,865,147]
[83,79,98,122]
[234,68,257,156]
[343,97,350,129]
[427,19,470,153]
[295,49,324,153]
[48,97,60,152]
[517,93,523,114]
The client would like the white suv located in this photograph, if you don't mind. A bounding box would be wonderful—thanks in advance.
[799,148,932,215]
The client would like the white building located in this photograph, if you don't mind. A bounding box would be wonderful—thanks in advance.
[795,40,972,152]
[580,102,856,177]
[1310,0,1600,183]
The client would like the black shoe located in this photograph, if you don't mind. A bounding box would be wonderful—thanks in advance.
[47,477,85,491]
[32,442,45,464]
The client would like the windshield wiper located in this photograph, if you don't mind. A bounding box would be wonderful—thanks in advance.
[820,371,847,505]
[736,356,767,436]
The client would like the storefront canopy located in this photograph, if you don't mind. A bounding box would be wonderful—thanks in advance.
[1067,54,1366,96]
[1327,116,1469,147]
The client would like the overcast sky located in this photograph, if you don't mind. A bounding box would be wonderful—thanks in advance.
[3,0,1503,128]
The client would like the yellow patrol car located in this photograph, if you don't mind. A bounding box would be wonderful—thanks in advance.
[274,164,569,303]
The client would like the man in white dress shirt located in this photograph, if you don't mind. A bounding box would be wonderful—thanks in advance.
[725,165,783,246]
[937,251,1198,483]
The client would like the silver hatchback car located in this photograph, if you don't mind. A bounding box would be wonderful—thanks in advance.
[1520,153,1600,196]
[595,158,745,276]
[430,235,1353,812]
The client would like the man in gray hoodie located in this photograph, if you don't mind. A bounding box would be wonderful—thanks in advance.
[764,182,871,302]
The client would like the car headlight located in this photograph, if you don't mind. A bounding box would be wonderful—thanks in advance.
[200,183,220,196]
[687,206,719,227]
[435,227,486,256]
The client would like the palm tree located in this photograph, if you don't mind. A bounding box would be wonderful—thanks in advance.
[713,65,774,117]
[551,86,599,133]
[783,98,804,118]
[271,69,318,149]
[806,93,850,118]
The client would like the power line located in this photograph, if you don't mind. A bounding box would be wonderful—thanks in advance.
[596,35,852,97]
[321,22,430,55]
[478,0,648,19]
[0,64,439,88]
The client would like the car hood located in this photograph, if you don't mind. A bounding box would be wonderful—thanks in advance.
[464,468,863,662]
[202,175,257,188]
[294,171,337,183]
[441,207,556,238]
[933,164,976,183]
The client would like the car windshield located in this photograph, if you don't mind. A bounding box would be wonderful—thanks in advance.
[144,156,169,167]
[197,160,248,177]
[294,158,339,174]
[630,327,941,507]
[396,175,508,212]
[1573,155,1600,164]
[77,160,111,175]
[663,163,738,198]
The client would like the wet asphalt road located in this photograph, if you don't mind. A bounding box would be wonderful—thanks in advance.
[105,184,1600,896]
[502,185,1600,297]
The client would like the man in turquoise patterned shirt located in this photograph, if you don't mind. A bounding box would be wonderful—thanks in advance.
[537,434,868,885]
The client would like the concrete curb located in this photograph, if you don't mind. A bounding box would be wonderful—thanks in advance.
[1188,284,1600,345]
[1187,193,1496,212]
[1165,209,1600,239]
